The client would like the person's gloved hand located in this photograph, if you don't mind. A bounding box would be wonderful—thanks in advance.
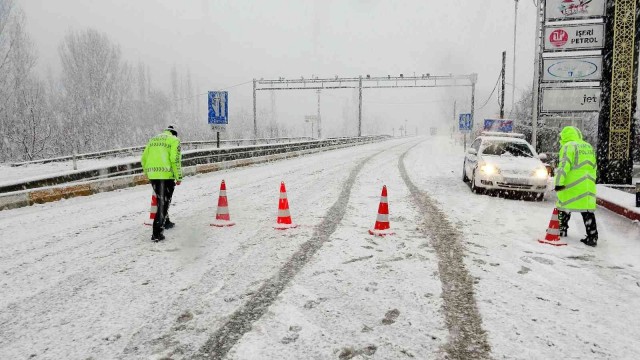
[176,181,182,186]
[554,185,565,192]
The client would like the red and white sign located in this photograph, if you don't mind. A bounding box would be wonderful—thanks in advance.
[545,0,606,21]
[549,29,568,47]
[544,23,604,51]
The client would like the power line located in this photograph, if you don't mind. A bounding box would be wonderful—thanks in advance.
[477,70,502,111]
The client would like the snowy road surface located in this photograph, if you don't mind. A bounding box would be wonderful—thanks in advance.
[1,137,639,359]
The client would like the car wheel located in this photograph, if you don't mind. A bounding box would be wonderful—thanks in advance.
[470,168,484,194]
[462,161,469,182]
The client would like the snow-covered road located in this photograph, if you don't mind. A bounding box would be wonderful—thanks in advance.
[1,137,639,359]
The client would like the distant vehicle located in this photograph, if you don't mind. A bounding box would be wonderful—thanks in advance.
[430,127,438,135]
[462,132,549,200]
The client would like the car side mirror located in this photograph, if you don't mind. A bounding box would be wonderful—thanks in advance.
[538,153,548,161]
[467,148,477,155]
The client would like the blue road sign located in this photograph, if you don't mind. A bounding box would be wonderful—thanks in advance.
[208,91,228,125]
[459,113,472,132]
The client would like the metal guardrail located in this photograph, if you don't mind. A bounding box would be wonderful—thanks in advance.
[8,137,314,167]
[1,136,389,194]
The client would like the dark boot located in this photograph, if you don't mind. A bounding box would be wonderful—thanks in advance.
[151,232,165,242]
[580,212,598,247]
[580,236,597,247]
[164,219,175,229]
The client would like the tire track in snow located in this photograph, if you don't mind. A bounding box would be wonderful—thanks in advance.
[193,141,414,360]
[399,144,491,359]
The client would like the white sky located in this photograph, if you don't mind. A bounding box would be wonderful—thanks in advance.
[20,0,538,136]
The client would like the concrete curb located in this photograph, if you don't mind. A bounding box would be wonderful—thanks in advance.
[0,140,378,211]
[597,197,640,222]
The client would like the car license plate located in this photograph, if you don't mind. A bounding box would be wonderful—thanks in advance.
[504,177,530,185]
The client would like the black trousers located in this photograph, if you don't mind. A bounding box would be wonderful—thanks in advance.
[150,179,175,235]
[559,211,598,239]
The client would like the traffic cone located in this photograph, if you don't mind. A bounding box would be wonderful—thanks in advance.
[538,208,567,246]
[275,181,298,229]
[369,185,395,236]
[211,180,236,227]
[143,193,157,226]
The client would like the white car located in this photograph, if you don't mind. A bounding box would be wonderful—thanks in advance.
[462,132,549,200]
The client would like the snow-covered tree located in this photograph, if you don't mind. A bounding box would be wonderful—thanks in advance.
[58,28,133,153]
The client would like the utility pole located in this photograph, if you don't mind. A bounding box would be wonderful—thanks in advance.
[531,0,543,150]
[512,0,519,115]
[500,50,506,119]
[252,78,258,140]
[404,119,408,136]
[453,100,457,138]
[317,89,322,138]
[469,73,478,151]
[358,76,363,136]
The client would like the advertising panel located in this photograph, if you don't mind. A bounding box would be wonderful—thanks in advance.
[540,87,601,112]
[544,23,605,51]
[545,0,606,21]
[542,56,602,82]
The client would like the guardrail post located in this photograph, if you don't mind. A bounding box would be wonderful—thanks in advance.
[636,182,639,208]
[73,152,78,170]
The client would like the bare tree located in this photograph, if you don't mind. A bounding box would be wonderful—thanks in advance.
[58,28,132,153]
[0,1,45,161]
[8,78,52,160]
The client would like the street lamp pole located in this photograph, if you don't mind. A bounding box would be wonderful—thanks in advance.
[512,0,519,115]
[531,0,543,150]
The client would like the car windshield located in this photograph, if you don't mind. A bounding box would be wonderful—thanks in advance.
[481,141,534,158]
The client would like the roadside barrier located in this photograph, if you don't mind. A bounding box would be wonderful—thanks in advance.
[0,136,388,211]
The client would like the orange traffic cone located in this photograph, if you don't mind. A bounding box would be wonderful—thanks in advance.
[143,193,157,226]
[369,185,395,236]
[211,180,236,227]
[275,182,298,230]
[538,208,567,246]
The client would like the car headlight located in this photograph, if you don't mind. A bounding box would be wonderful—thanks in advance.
[480,164,500,175]
[534,168,548,178]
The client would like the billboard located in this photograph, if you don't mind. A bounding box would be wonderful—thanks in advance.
[544,23,605,51]
[545,0,606,22]
[542,56,602,82]
[540,87,601,112]
[483,119,514,133]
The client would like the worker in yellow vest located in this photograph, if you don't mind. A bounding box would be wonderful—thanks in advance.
[554,126,598,247]
[141,125,183,242]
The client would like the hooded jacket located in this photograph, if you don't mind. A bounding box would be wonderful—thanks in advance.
[555,126,597,211]
[141,130,183,181]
